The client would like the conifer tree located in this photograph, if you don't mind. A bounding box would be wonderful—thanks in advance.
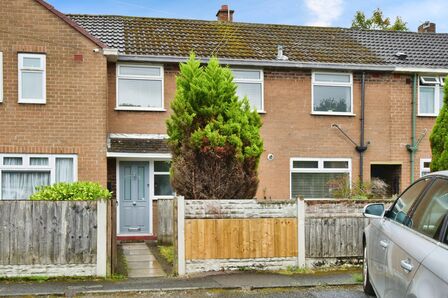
[166,54,263,199]
[430,79,448,171]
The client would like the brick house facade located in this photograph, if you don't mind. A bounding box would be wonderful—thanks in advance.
[1,1,447,238]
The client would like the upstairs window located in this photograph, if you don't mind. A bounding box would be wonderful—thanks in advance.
[18,53,46,104]
[232,69,264,112]
[312,72,353,115]
[419,76,445,116]
[290,158,351,199]
[117,64,164,111]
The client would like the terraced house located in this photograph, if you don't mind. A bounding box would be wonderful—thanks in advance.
[1,0,448,239]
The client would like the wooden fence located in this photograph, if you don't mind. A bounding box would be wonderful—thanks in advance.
[185,218,297,260]
[172,197,392,274]
[157,198,174,244]
[0,200,109,277]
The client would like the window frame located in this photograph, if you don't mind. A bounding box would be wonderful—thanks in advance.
[418,75,446,117]
[290,157,352,199]
[18,53,46,104]
[311,71,354,116]
[116,63,165,111]
[151,159,174,199]
[232,68,265,113]
[0,51,3,103]
[0,154,78,200]
[420,158,432,177]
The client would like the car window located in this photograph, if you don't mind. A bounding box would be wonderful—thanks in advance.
[411,178,448,241]
[387,178,432,226]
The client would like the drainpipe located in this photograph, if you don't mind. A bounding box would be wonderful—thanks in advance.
[358,72,367,184]
[407,74,418,183]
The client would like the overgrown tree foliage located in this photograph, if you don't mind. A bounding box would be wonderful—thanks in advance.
[430,79,448,171]
[351,8,408,31]
[166,54,263,200]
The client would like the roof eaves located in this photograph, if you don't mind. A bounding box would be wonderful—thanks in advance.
[34,0,107,48]
[117,54,396,72]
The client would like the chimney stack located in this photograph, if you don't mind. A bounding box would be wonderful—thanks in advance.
[216,5,234,22]
[418,21,436,33]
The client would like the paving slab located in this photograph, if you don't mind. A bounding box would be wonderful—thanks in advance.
[0,270,361,297]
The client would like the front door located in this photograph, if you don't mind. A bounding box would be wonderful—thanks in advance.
[119,161,150,235]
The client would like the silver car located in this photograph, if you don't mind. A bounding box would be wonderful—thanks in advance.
[363,172,448,297]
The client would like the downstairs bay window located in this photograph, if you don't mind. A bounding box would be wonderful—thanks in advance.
[0,154,77,200]
[290,158,351,199]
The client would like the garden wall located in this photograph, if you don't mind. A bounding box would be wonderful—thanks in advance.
[0,200,108,277]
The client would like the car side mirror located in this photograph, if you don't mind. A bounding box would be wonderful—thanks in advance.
[363,203,385,219]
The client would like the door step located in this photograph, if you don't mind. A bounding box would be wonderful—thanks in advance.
[121,243,166,278]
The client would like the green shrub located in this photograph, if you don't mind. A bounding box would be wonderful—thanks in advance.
[166,53,263,200]
[430,77,448,171]
[30,182,112,201]
[329,176,389,199]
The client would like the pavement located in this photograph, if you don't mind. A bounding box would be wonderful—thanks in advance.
[0,270,362,297]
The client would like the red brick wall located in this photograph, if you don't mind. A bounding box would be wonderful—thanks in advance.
[0,0,108,185]
[107,65,436,199]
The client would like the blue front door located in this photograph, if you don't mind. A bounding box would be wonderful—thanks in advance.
[119,161,150,235]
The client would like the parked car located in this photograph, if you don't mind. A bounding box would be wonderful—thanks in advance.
[362,172,448,297]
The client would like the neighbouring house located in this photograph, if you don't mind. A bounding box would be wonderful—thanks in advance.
[1,1,447,240]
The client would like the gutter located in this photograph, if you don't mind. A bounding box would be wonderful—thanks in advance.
[118,54,448,73]
[118,55,396,71]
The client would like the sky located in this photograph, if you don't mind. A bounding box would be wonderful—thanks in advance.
[48,0,447,33]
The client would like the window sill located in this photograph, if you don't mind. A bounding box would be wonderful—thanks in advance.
[18,99,46,104]
[417,114,438,117]
[115,107,167,112]
[311,112,356,117]
[257,110,267,114]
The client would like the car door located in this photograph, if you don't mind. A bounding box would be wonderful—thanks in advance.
[405,177,448,298]
[371,178,432,298]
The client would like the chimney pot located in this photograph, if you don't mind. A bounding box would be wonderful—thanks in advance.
[418,21,436,33]
[216,4,234,22]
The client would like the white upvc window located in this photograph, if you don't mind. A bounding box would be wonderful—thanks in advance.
[0,52,3,103]
[418,75,446,116]
[0,154,77,200]
[116,64,164,111]
[18,53,46,104]
[420,158,431,177]
[312,72,353,115]
[152,160,174,197]
[232,69,264,112]
[290,157,351,199]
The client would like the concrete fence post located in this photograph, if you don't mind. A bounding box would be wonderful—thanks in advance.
[96,200,108,277]
[177,196,186,275]
[297,197,306,268]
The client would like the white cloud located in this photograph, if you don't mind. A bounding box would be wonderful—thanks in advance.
[304,0,344,26]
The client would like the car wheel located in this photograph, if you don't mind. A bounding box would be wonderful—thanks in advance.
[363,245,375,296]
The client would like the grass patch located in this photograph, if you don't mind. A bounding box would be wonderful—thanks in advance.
[275,265,362,276]
[115,244,128,278]
[158,245,174,265]
[352,273,363,283]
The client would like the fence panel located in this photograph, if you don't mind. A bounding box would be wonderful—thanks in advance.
[157,198,174,244]
[0,200,101,277]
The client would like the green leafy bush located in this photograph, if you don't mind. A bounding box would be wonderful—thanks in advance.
[30,182,112,201]
[166,53,263,200]
[430,77,448,171]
